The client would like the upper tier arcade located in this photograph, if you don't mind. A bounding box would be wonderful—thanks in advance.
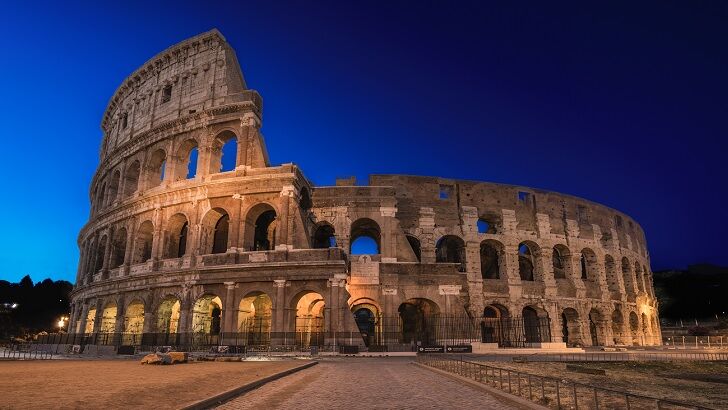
[99,29,255,161]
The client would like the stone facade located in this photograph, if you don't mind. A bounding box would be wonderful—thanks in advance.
[68,29,660,347]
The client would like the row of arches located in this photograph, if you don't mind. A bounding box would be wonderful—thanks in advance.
[92,130,239,215]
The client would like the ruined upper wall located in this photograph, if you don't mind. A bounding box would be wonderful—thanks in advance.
[368,174,649,257]
[99,29,251,160]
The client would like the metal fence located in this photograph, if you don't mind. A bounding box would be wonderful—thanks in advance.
[475,351,728,363]
[0,344,53,360]
[663,335,728,349]
[417,355,714,410]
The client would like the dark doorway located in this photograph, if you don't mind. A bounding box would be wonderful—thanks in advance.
[211,307,221,335]
[354,308,376,347]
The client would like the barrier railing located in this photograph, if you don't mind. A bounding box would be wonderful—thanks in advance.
[417,355,714,409]
[0,345,53,360]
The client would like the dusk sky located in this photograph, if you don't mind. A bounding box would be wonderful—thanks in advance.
[1,1,726,283]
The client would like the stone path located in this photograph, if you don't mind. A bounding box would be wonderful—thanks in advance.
[216,357,519,409]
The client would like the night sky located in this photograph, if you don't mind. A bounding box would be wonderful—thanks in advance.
[1,1,726,283]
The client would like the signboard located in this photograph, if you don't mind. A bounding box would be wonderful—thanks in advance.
[446,345,473,353]
[418,345,445,353]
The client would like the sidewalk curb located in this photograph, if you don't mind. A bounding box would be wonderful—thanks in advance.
[181,360,318,410]
[413,362,547,410]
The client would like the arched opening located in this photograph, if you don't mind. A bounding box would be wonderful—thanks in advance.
[244,203,277,251]
[200,208,230,254]
[480,240,502,279]
[523,306,547,343]
[481,304,508,345]
[398,298,440,346]
[111,228,127,269]
[611,309,625,345]
[100,302,117,333]
[210,131,238,173]
[192,295,223,335]
[96,182,106,212]
[175,139,199,180]
[84,308,96,333]
[132,221,154,263]
[157,297,180,334]
[622,257,635,296]
[552,245,571,279]
[238,292,272,345]
[353,307,376,347]
[94,235,108,273]
[518,242,537,281]
[588,308,604,346]
[477,218,497,234]
[124,300,144,334]
[213,214,230,254]
[436,235,466,272]
[164,214,189,258]
[106,170,120,207]
[581,248,597,281]
[293,291,325,347]
[406,235,422,262]
[629,311,640,345]
[123,161,141,197]
[350,218,381,255]
[641,312,651,343]
[313,224,336,248]
[561,308,581,347]
[146,149,166,188]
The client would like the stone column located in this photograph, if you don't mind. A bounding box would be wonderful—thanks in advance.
[142,311,154,334]
[223,282,237,334]
[272,280,287,336]
[101,229,113,275]
[122,222,135,275]
[327,278,340,344]
[76,303,89,334]
[276,186,293,250]
[177,298,191,335]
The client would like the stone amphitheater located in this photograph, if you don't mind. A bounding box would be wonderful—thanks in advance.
[68,29,660,350]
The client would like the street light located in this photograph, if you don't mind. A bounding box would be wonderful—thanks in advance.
[57,316,68,331]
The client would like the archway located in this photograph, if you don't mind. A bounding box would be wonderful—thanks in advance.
[481,304,508,344]
[523,306,547,344]
[111,228,127,269]
[518,242,537,281]
[436,235,466,272]
[192,295,223,335]
[157,297,180,334]
[581,248,597,281]
[552,245,570,279]
[164,214,189,258]
[350,218,381,255]
[313,224,336,248]
[622,257,635,297]
[146,148,166,188]
[588,308,605,346]
[561,308,581,347]
[611,309,625,345]
[201,208,229,254]
[629,311,640,345]
[480,240,502,279]
[123,161,140,197]
[244,203,277,251]
[604,255,620,297]
[353,308,376,347]
[293,291,325,347]
[398,298,440,346]
[84,307,96,333]
[124,300,144,334]
[100,302,117,334]
[132,221,154,263]
[209,131,238,173]
[238,292,272,345]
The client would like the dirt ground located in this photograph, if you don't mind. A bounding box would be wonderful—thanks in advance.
[0,359,304,409]
[487,360,728,409]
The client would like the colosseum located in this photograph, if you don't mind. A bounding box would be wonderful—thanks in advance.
[68,29,661,352]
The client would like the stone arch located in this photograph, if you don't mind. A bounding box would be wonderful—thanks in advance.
[210,130,238,173]
[481,304,508,344]
[244,203,277,251]
[518,241,539,281]
[523,305,549,343]
[96,181,107,212]
[175,138,199,180]
[111,228,127,269]
[123,160,141,197]
[191,294,223,334]
[399,298,440,345]
[132,220,154,263]
[164,213,189,258]
[351,298,381,347]
[124,299,145,334]
[106,170,121,206]
[200,207,230,254]
[84,306,97,333]
[552,244,572,279]
[634,262,645,293]
[561,307,582,347]
[350,218,381,255]
[312,222,336,249]
[238,291,273,344]
[291,290,326,346]
[436,235,466,272]
[480,239,503,279]
[156,295,181,333]
[580,248,598,281]
[100,301,117,333]
[641,312,651,342]
[478,211,501,234]
[145,148,166,188]
[94,234,108,273]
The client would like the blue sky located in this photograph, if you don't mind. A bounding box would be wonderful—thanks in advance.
[1,1,726,283]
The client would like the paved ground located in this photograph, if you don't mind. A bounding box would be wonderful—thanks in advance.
[217,357,519,409]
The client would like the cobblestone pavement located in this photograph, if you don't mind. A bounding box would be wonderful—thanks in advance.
[216,357,519,409]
